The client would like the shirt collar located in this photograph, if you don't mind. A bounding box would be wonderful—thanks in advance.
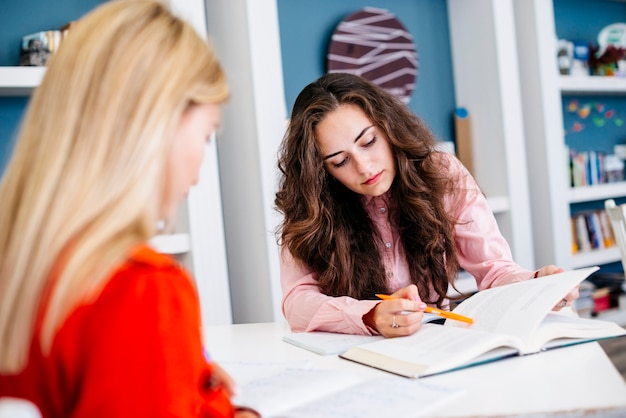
[362,191,393,212]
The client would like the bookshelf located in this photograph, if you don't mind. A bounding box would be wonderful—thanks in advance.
[513,0,626,325]
[0,0,233,326]
[514,0,626,271]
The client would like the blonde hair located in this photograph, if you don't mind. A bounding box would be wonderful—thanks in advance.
[0,0,228,373]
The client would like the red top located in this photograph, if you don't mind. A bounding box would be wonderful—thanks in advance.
[0,245,235,418]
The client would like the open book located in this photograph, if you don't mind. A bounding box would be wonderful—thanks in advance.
[339,266,626,378]
[282,313,443,355]
[223,362,465,418]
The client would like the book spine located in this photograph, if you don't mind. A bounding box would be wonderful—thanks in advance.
[576,213,592,251]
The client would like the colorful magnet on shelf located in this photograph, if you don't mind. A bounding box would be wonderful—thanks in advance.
[572,121,585,132]
[577,105,591,119]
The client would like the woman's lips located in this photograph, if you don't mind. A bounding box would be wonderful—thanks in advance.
[363,171,382,185]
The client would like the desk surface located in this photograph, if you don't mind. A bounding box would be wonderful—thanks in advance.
[204,322,626,418]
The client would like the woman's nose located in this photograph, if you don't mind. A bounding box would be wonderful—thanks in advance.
[353,153,372,174]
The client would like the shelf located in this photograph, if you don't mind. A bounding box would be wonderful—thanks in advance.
[0,66,45,96]
[559,75,626,95]
[571,246,621,269]
[568,182,626,203]
[595,307,626,327]
[149,233,191,255]
[486,195,509,214]
[449,270,478,297]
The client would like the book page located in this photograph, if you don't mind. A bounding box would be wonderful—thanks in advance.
[446,267,599,352]
[227,365,465,418]
[283,314,441,355]
[230,367,362,417]
[220,360,314,386]
[286,377,466,418]
[341,323,522,377]
[531,312,626,350]
[282,332,384,355]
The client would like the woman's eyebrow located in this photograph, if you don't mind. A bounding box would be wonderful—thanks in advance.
[322,125,373,160]
[354,125,373,143]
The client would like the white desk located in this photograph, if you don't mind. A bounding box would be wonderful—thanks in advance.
[203,322,626,417]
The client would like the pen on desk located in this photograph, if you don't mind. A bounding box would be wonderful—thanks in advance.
[375,294,474,324]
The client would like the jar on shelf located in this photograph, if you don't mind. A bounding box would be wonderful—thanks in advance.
[605,154,625,183]
[571,40,590,76]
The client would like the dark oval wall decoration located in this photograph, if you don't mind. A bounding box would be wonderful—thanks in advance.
[327,7,419,104]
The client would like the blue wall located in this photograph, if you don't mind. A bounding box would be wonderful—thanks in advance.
[276,0,456,143]
[562,95,626,156]
[553,0,626,43]
[3,1,456,168]
[0,0,105,172]
[0,97,27,170]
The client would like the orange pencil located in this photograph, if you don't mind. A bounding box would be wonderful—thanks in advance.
[375,294,474,324]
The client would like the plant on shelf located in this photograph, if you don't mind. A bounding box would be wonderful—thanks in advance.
[590,44,626,76]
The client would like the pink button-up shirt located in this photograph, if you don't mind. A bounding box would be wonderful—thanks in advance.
[280,155,534,335]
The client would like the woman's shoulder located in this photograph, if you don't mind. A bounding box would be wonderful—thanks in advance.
[429,151,462,169]
[428,151,473,183]
[101,244,198,309]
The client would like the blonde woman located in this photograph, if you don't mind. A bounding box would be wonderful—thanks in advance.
[0,1,257,417]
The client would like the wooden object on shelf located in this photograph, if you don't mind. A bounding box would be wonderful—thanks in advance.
[454,107,474,175]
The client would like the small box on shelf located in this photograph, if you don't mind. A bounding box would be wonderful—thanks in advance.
[575,280,595,318]
[577,272,626,326]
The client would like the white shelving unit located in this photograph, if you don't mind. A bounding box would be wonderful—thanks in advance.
[568,182,626,204]
[203,0,287,323]
[0,66,44,96]
[149,233,191,255]
[513,0,626,325]
[447,0,535,269]
[513,0,626,271]
[0,0,233,327]
[560,75,626,95]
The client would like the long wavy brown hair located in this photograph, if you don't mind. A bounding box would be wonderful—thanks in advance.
[275,73,466,307]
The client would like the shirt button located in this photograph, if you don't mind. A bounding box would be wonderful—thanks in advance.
[385,242,392,249]
[387,271,393,278]
[380,207,386,213]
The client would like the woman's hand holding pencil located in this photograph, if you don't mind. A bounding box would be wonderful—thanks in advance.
[362,284,474,338]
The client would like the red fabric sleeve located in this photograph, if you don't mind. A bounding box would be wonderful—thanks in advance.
[52,251,235,417]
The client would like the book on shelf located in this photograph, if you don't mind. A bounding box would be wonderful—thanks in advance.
[222,362,465,418]
[599,210,616,248]
[337,267,626,379]
[587,211,603,249]
[569,149,609,187]
[571,209,617,254]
